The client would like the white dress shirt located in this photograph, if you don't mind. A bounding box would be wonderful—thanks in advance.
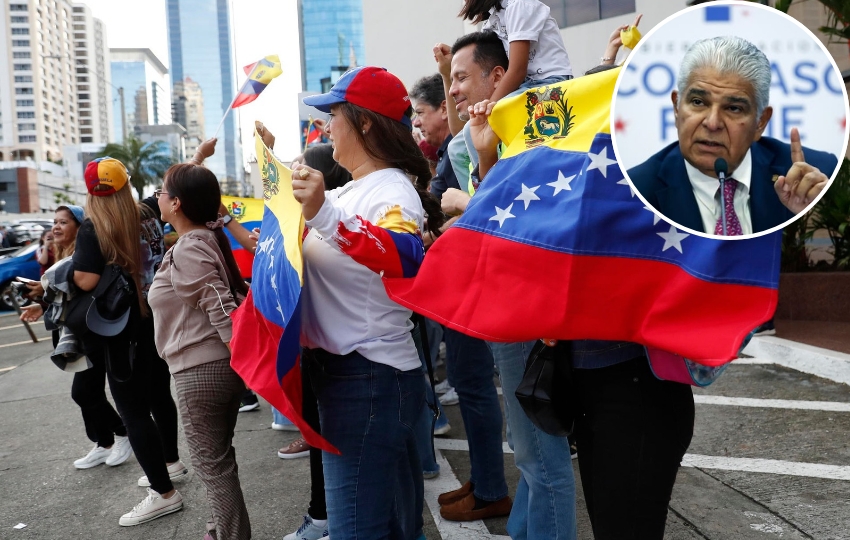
[684,150,753,235]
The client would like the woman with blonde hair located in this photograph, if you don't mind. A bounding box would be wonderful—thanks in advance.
[71,157,184,527]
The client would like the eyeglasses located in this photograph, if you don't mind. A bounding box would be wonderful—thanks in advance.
[154,189,166,198]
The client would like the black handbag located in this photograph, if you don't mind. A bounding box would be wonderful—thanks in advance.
[514,340,576,437]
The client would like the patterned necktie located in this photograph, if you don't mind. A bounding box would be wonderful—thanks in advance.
[714,178,743,236]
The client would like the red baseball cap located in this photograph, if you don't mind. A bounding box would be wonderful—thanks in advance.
[303,66,412,129]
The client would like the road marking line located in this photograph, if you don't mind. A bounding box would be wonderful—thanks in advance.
[0,366,17,373]
[731,357,774,365]
[437,439,850,482]
[424,449,502,539]
[694,395,850,412]
[0,339,46,349]
[683,454,850,481]
[0,324,24,331]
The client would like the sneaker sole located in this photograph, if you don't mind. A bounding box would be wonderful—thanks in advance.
[433,425,451,436]
[271,423,300,431]
[754,330,776,336]
[278,450,310,459]
[439,398,459,406]
[74,457,108,470]
[106,448,133,467]
[118,501,183,526]
[238,403,260,412]
[138,468,189,487]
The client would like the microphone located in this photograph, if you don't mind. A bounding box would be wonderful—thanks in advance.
[714,158,729,236]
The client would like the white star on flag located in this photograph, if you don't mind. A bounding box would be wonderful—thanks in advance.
[657,225,690,253]
[548,171,576,195]
[586,146,618,178]
[617,178,636,197]
[514,184,541,210]
[257,236,274,255]
[643,206,662,225]
[270,273,278,291]
[489,203,516,228]
[269,254,275,269]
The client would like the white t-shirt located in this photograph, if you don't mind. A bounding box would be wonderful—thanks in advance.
[484,0,572,80]
[301,168,424,371]
[684,150,754,235]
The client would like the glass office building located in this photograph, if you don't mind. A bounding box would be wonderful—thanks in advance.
[301,0,366,92]
[166,0,242,186]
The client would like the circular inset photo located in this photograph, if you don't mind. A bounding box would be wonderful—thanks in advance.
[611,1,849,239]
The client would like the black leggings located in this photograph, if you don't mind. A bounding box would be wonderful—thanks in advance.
[85,317,180,494]
[573,357,695,540]
[70,359,127,447]
[302,352,327,521]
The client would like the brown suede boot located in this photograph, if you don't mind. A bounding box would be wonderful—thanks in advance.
[439,492,512,521]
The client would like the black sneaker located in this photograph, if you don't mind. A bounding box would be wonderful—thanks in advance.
[238,390,260,412]
[753,320,776,336]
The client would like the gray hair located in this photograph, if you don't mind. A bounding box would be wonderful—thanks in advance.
[410,73,446,110]
[677,36,771,116]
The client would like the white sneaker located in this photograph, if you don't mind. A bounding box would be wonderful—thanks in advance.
[272,422,300,432]
[119,488,183,526]
[105,435,133,466]
[74,444,112,469]
[434,380,452,395]
[138,460,189,487]
[439,388,459,406]
[283,515,330,540]
[434,423,452,436]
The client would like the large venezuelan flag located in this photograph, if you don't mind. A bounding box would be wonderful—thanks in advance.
[230,128,336,453]
[221,195,262,279]
[232,55,282,108]
[384,67,780,365]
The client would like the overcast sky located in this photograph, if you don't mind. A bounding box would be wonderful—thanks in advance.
[78,0,303,162]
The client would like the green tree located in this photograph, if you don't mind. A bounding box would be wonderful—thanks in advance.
[775,0,850,42]
[97,137,174,199]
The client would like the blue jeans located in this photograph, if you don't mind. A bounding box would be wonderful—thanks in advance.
[271,406,295,427]
[307,349,424,540]
[444,327,508,501]
[489,340,577,540]
[412,321,447,476]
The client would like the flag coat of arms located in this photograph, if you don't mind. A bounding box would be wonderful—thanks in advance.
[232,55,283,108]
[384,67,781,365]
[230,129,336,453]
[221,195,262,279]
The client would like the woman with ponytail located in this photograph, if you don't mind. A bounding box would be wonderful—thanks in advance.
[147,162,251,540]
[291,66,445,540]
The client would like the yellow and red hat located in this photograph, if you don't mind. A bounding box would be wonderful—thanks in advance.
[84,157,129,197]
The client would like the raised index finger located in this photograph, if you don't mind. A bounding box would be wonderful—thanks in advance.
[789,127,805,164]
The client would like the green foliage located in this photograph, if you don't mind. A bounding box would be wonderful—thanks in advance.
[810,158,850,269]
[770,0,850,42]
[97,137,175,199]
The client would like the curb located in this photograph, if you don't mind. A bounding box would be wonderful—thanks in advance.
[741,336,850,386]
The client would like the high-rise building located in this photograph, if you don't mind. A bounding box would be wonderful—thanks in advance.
[172,77,205,158]
[71,3,112,144]
[299,0,366,93]
[0,0,80,163]
[166,0,242,189]
[109,48,170,143]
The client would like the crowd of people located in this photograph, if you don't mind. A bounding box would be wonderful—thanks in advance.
[18,2,716,539]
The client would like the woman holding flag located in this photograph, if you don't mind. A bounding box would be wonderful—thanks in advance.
[293,66,444,539]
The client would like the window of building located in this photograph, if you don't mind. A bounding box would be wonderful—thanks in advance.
[19,135,37,142]
[13,51,31,58]
[15,87,33,94]
[10,4,28,11]
[11,15,28,23]
[14,76,32,83]
[11,39,29,46]
[0,183,7,192]
[11,27,29,34]
[17,111,35,118]
[18,123,36,131]
[78,93,89,100]
[543,0,635,28]
[13,64,31,71]
[16,99,34,106]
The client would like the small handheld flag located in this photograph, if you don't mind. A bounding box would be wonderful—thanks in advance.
[215,55,282,137]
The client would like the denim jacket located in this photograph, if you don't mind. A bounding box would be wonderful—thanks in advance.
[571,340,645,370]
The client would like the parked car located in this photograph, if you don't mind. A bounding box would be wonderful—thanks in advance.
[1,219,52,246]
[0,243,40,310]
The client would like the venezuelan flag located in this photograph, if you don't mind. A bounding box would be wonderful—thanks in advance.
[384,68,781,365]
[221,195,263,279]
[232,55,282,108]
[230,127,336,453]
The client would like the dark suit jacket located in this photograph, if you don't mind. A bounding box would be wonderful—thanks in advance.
[627,137,839,233]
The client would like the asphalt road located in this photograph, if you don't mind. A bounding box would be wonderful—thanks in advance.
[1,309,849,539]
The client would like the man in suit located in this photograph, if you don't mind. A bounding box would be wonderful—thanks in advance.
[628,35,838,236]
